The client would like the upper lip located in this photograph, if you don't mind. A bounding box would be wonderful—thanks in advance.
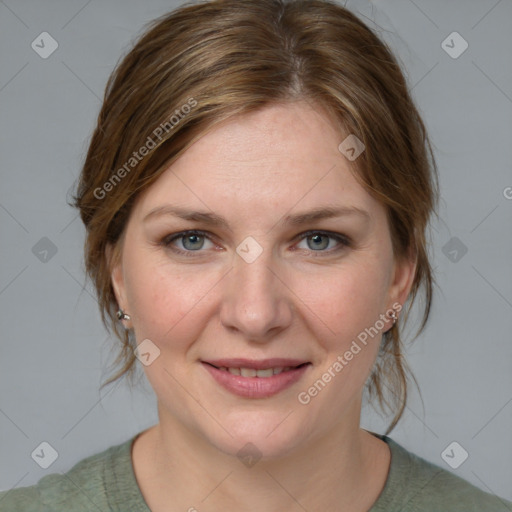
[203,358,310,370]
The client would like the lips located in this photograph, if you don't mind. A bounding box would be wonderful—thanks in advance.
[202,358,311,398]
[203,358,309,370]
[218,366,297,377]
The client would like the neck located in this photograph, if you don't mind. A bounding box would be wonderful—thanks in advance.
[132,404,390,511]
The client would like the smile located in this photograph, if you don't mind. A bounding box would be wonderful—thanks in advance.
[216,366,298,377]
[202,360,311,398]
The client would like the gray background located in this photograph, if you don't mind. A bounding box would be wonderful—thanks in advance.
[1,0,511,503]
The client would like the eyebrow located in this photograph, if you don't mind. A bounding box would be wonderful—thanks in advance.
[143,205,370,229]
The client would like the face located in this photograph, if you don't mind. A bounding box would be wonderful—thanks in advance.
[109,101,415,460]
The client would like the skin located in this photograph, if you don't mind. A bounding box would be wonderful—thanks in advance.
[108,101,416,511]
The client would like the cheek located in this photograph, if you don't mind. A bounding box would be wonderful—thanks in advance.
[124,253,222,349]
[291,258,391,348]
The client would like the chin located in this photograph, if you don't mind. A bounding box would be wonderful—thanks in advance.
[201,410,314,462]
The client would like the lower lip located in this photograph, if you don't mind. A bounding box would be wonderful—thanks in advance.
[202,363,311,398]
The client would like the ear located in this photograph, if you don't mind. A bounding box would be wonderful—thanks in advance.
[387,245,417,310]
[106,242,130,326]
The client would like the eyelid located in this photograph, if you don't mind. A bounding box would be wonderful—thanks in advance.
[293,229,351,247]
[161,229,351,256]
[161,230,218,255]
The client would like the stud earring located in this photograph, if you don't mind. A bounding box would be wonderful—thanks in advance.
[116,309,131,321]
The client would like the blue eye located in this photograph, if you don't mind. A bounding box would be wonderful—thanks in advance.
[297,232,347,252]
[163,231,214,254]
[161,230,350,257]
[180,233,205,250]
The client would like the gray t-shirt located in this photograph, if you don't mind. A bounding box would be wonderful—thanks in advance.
[0,433,510,511]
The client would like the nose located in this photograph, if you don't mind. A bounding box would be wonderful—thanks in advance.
[219,246,293,343]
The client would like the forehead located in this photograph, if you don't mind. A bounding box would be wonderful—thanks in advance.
[133,102,381,224]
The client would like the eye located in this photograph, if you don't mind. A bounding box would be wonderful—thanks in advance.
[295,231,350,254]
[161,230,216,255]
[160,229,350,257]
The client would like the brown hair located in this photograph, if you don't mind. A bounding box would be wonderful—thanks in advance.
[71,0,438,434]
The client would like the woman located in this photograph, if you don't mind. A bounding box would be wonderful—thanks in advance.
[1,0,510,510]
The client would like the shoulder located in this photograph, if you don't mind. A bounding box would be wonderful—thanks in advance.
[0,436,138,512]
[371,434,512,512]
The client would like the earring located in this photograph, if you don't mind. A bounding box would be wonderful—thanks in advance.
[116,309,131,321]
[388,310,398,326]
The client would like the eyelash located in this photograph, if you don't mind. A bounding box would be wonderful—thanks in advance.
[160,229,351,258]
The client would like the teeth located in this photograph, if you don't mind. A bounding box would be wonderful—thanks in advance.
[255,368,273,378]
[219,366,298,377]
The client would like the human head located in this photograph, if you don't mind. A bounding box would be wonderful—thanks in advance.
[72,0,438,434]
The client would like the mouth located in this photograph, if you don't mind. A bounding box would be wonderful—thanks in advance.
[205,362,309,377]
[201,359,311,398]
